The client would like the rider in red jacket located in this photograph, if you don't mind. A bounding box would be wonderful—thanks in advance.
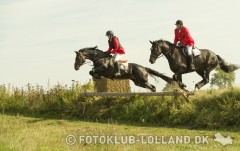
[105,30,125,77]
[174,20,195,70]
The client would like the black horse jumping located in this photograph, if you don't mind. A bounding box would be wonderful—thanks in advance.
[149,39,239,91]
[74,46,175,92]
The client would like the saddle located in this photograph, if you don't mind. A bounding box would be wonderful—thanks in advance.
[110,58,129,71]
[181,46,201,57]
[118,60,128,63]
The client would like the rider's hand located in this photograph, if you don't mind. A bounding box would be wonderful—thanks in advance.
[176,41,183,47]
[104,51,112,57]
[105,51,110,54]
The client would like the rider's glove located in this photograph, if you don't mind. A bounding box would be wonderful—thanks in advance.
[176,41,182,47]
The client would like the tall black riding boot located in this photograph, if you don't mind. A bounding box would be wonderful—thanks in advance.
[188,55,195,70]
[114,61,121,77]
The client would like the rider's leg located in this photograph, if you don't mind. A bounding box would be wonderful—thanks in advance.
[113,53,124,76]
[186,45,195,70]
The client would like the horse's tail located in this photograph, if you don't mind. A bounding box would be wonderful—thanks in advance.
[145,67,173,83]
[217,55,239,73]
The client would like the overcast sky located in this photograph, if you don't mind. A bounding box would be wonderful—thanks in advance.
[1,0,240,91]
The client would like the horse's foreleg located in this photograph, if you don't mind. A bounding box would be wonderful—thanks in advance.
[92,66,108,77]
[90,66,107,79]
[93,66,107,73]
[173,73,186,89]
[89,70,101,79]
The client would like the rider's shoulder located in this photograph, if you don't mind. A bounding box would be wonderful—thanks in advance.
[181,26,188,30]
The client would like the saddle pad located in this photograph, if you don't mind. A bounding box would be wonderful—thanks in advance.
[182,47,201,57]
[192,48,201,56]
[120,63,129,71]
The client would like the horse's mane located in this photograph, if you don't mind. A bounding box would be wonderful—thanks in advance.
[155,39,174,46]
[78,46,104,53]
[155,39,184,50]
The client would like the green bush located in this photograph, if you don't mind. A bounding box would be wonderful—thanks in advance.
[0,83,240,129]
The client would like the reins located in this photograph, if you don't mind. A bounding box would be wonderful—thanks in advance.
[81,61,93,66]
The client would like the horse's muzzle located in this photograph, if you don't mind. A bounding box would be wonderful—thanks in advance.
[74,64,80,70]
[149,58,155,64]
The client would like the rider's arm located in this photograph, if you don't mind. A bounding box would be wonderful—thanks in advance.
[107,43,112,53]
[112,37,119,54]
[181,27,191,45]
[174,29,178,44]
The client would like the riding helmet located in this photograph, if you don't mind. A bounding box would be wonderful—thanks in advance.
[106,30,114,36]
[175,20,183,25]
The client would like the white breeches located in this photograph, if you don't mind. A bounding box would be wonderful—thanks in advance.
[186,45,193,56]
[113,53,124,62]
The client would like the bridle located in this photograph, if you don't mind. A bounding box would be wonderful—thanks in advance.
[152,42,172,59]
[81,60,93,66]
[151,52,163,59]
[76,53,93,67]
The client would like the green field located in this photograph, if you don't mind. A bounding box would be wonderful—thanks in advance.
[0,114,239,151]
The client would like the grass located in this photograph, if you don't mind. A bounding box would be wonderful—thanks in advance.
[0,114,239,151]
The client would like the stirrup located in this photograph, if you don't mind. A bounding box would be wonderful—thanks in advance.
[190,64,195,70]
[114,72,121,77]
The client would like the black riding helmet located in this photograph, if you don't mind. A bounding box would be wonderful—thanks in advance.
[175,20,183,26]
[106,30,114,36]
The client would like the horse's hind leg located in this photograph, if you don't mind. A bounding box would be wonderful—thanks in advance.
[144,82,156,92]
[131,79,156,92]
[139,82,156,92]
[131,68,156,92]
[195,70,210,91]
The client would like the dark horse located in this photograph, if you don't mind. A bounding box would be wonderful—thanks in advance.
[74,46,175,92]
[149,39,239,91]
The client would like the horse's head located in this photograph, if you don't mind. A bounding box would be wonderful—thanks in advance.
[74,46,108,70]
[149,40,163,64]
[149,40,172,64]
[74,50,86,70]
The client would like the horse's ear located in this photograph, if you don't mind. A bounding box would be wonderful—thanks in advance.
[74,51,78,54]
[150,41,157,44]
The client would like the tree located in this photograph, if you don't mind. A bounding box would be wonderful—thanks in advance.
[210,66,235,89]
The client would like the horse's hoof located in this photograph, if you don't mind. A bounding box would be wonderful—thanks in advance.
[194,87,199,93]
[182,83,187,88]
[93,75,102,79]
[114,73,121,77]
[183,88,190,92]
[171,81,179,86]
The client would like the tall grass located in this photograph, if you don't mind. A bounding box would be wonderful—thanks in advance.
[0,81,94,118]
[0,82,240,129]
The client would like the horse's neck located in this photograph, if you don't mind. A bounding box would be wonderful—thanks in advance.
[164,47,180,62]
[88,50,107,62]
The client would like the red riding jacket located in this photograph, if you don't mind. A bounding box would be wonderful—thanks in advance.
[174,26,194,46]
[107,36,125,54]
